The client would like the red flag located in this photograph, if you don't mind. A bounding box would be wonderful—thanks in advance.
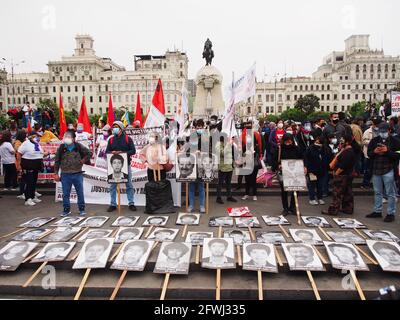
[144,79,166,128]
[27,118,32,134]
[152,79,165,115]
[107,93,115,126]
[134,92,143,127]
[78,96,91,133]
[59,94,67,139]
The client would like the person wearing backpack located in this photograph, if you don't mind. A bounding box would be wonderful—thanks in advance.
[106,121,137,212]
[54,130,92,217]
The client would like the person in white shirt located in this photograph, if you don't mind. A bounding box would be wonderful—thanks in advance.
[361,118,381,189]
[0,131,18,190]
[379,105,386,120]
[75,123,92,149]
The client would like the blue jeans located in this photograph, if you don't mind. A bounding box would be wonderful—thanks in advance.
[372,170,396,216]
[189,182,205,209]
[110,167,134,207]
[61,172,85,213]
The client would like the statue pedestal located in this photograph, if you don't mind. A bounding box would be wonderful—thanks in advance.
[193,65,225,117]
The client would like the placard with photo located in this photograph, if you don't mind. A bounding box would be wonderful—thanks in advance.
[262,215,290,226]
[31,242,76,263]
[301,216,331,228]
[202,238,236,270]
[19,217,56,228]
[366,240,400,273]
[224,229,251,246]
[114,227,144,243]
[324,241,369,271]
[73,238,114,270]
[281,160,307,192]
[147,228,179,242]
[176,213,200,226]
[107,152,129,184]
[154,242,192,275]
[185,232,214,246]
[176,152,197,182]
[289,229,323,246]
[243,243,278,273]
[111,240,154,272]
[112,216,140,227]
[256,231,287,245]
[142,216,169,227]
[0,241,38,272]
[281,243,325,271]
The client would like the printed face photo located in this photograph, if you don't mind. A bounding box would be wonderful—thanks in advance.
[111,240,154,272]
[367,240,400,273]
[154,242,192,275]
[32,242,76,263]
[281,160,307,191]
[302,216,331,228]
[142,216,168,227]
[209,216,234,227]
[243,243,278,273]
[0,241,38,272]
[363,230,399,242]
[289,229,323,245]
[52,217,85,227]
[333,218,366,229]
[256,231,287,244]
[202,238,236,270]
[262,215,290,226]
[112,216,140,227]
[282,243,324,271]
[115,227,143,243]
[176,213,200,226]
[147,228,179,242]
[79,216,109,228]
[224,229,251,246]
[78,229,114,242]
[176,153,197,181]
[19,217,55,228]
[235,217,261,228]
[198,153,218,182]
[107,153,129,184]
[326,231,366,245]
[73,238,114,270]
[324,242,369,271]
[185,232,214,246]
[43,227,81,242]
[12,228,51,241]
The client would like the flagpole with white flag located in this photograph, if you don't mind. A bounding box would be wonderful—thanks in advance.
[176,83,189,136]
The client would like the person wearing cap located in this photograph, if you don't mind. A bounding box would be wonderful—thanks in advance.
[54,129,92,217]
[366,122,400,223]
[17,131,46,206]
[106,121,136,212]
[75,123,92,149]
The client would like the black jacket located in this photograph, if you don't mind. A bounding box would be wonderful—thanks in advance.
[272,144,302,172]
[367,135,400,167]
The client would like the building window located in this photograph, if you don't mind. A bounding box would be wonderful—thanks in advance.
[286,95,290,101]
[334,94,338,100]
[294,85,298,91]
[305,85,308,91]
[363,64,367,72]
[321,105,324,111]
[310,85,314,91]
[82,86,85,92]
[75,86,78,92]
[90,108,93,114]
[300,85,303,91]
[258,94,262,101]
[99,96,102,103]
[347,85,350,90]
[90,96,93,103]
[53,87,56,93]
[342,85,345,90]
[342,94,345,100]
[327,94,330,100]
[356,65,360,73]
[355,94,359,100]
[321,94,325,101]
[266,107,270,113]
[266,95,270,102]
[347,94,350,100]
[271,95,274,102]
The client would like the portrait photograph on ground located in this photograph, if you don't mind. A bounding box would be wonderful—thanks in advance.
[12,228,52,241]
[209,216,234,228]
[202,238,236,270]
[112,216,140,227]
[77,229,114,242]
[0,241,38,272]
[19,217,56,228]
[301,216,332,228]
[185,232,214,246]
[224,229,251,246]
[154,242,192,275]
[367,240,400,273]
[107,153,129,184]
[42,227,81,242]
[176,152,197,182]
[52,217,86,227]
[262,215,290,226]
[243,243,278,273]
[324,242,369,271]
[289,229,323,245]
[115,227,144,243]
[326,230,366,245]
[281,243,325,271]
[234,217,261,228]
[363,230,399,242]
[31,242,76,263]
[333,218,366,229]
[111,240,154,272]
[176,213,200,226]
[73,238,114,269]
[79,216,109,228]
[147,228,179,242]
[256,231,287,244]
[142,216,169,227]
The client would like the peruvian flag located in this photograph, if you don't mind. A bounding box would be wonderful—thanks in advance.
[134,92,143,127]
[59,94,67,139]
[107,93,115,126]
[27,118,32,134]
[144,79,165,128]
[78,96,91,133]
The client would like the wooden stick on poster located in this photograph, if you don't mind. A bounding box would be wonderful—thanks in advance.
[257,270,263,300]
[306,271,321,300]
[218,226,223,238]
[181,225,188,238]
[318,227,332,241]
[0,227,27,239]
[279,225,290,238]
[349,270,366,300]
[354,245,378,265]
[38,229,55,240]
[145,225,154,238]
[185,183,189,212]
[248,226,256,241]
[117,183,121,215]
[354,228,367,240]
[72,227,89,241]
[216,269,221,300]
[69,249,81,262]
[22,261,48,288]
[23,250,40,264]
[312,246,328,265]
[195,245,200,264]
[160,273,170,300]
[236,245,242,266]
[157,166,161,182]
[74,268,91,300]
[293,191,302,226]
[110,243,124,262]
[206,183,210,215]
[152,241,160,250]
[110,270,128,301]
[274,246,283,267]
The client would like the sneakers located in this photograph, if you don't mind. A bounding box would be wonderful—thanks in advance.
[35,192,42,198]
[61,212,71,217]
[253,196,258,201]
[318,199,325,205]
[107,206,117,213]
[25,199,36,206]
[216,198,224,204]
[187,207,194,213]
[382,198,388,204]
[79,211,87,216]
[200,207,206,214]
[17,195,25,200]
[2,188,10,191]
[366,212,383,218]
[309,200,319,206]
[10,188,18,191]
[384,215,395,223]
[242,195,249,200]
[32,197,42,203]
[227,197,237,203]
[282,209,290,216]
[129,205,137,212]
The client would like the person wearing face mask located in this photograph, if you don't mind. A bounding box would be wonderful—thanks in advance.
[17,131,46,206]
[106,121,137,212]
[313,118,327,137]
[323,113,347,143]
[366,122,400,223]
[54,130,92,217]
[295,122,314,157]
[269,120,286,166]
[74,123,92,149]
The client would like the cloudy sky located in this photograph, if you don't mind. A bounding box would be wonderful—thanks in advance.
[1,0,399,85]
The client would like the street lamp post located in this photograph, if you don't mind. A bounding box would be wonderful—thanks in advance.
[2,58,26,109]
[273,73,280,115]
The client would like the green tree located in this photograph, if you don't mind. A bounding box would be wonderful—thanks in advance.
[295,94,320,115]
[307,111,330,122]
[280,108,307,122]
[349,101,367,119]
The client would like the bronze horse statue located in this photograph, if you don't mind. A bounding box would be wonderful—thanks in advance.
[203,38,214,66]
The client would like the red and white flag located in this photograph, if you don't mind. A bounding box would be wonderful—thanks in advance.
[144,79,165,128]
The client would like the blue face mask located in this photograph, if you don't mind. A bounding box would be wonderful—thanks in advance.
[197,129,204,135]
[112,128,120,136]
[379,132,389,140]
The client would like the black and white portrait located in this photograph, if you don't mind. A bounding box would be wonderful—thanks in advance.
[367,240,400,273]
[256,231,287,244]
[302,216,331,228]
[147,228,179,242]
[326,231,366,245]
[202,238,236,270]
[197,153,218,182]
[243,243,278,273]
[32,242,76,263]
[52,217,85,227]
[112,216,140,227]
[281,243,324,271]
[73,238,114,270]
[154,242,192,275]
[107,153,129,184]
[0,241,38,272]
[12,228,51,241]
[281,160,307,191]
[111,240,154,272]
[19,217,55,228]
[115,227,144,243]
[363,230,399,242]
[176,152,197,182]
[289,229,323,246]
[333,218,366,229]
[78,229,114,242]
[209,216,234,228]
[234,217,261,228]
[324,242,369,271]
[43,227,81,242]
[185,232,214,246]
[224,229,251,246]
[79,216,109,228]
[142,216,169,227]
[176,213,200,226]
[262,215,290,226]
